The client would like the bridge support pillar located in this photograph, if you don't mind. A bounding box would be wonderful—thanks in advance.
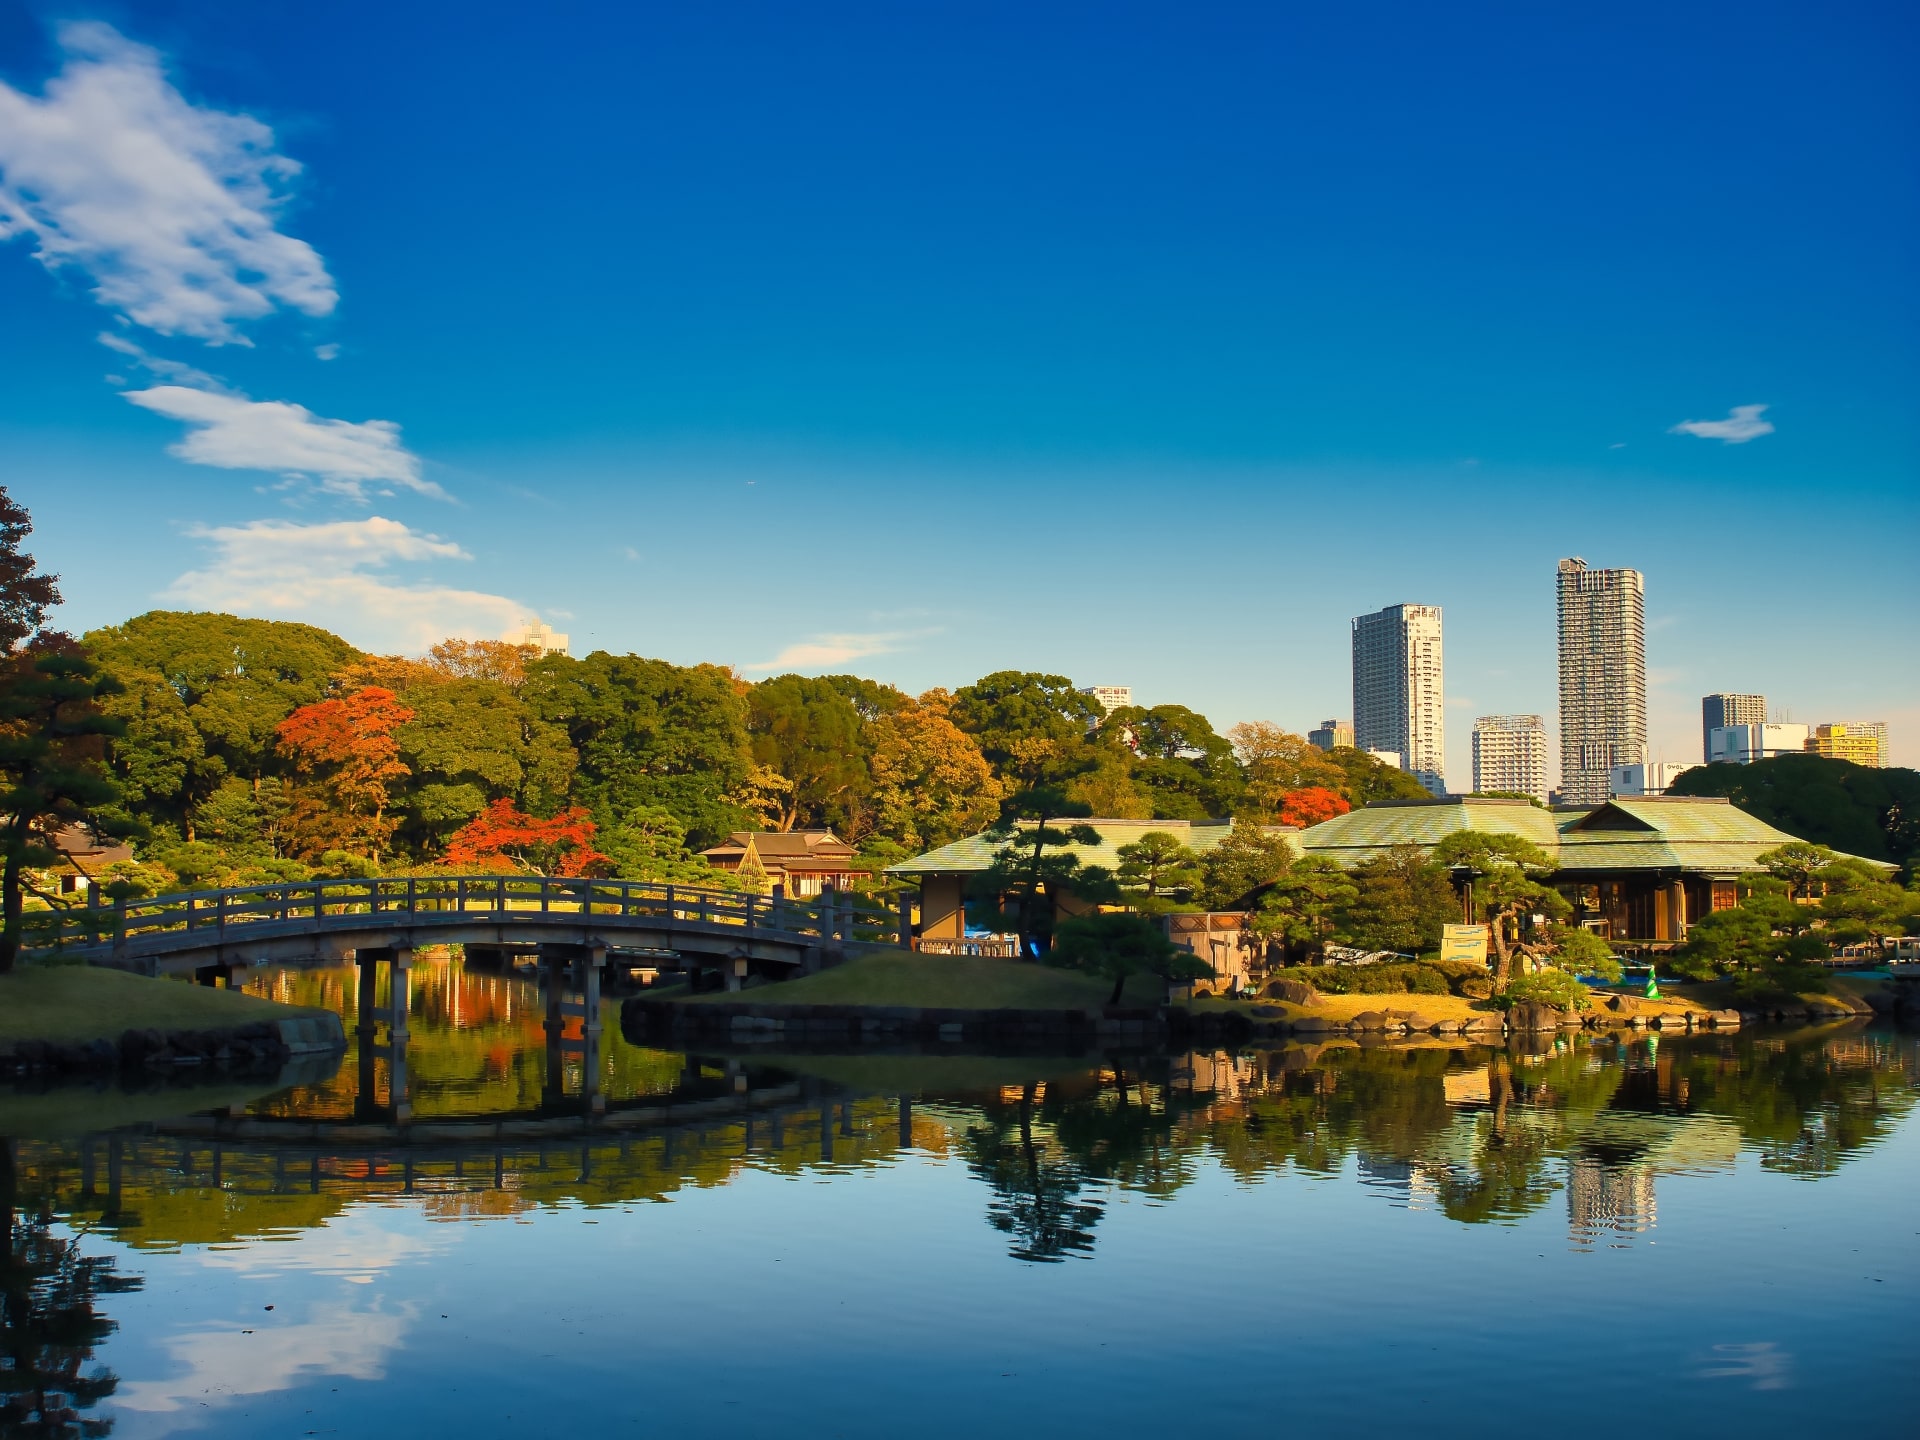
[898,1095,913,1151]
[388,947,412,1041]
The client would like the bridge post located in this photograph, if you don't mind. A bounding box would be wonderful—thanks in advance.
[388,947,413,1041]
[356,950,379,1033]
[899,1096,913,1150]
[583,944,605,1036]
[898,893,913,949]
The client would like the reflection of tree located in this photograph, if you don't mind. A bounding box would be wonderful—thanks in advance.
[962,1084,1102,1263]
[1662,1029,1919,1177]
[0,1140,142,1438]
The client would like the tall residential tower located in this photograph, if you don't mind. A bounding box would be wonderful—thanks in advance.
[1352,603,1445,796]
[1472,714,1548,804]
[1556,558,1646,807]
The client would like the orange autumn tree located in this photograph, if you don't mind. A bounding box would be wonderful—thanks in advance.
[274,686,415,861]
[1278,786,1352,828]
[443,798,609,876]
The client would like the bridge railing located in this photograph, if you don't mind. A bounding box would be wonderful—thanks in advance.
[21,875,900,960]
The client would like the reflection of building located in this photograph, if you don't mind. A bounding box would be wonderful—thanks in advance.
[1608,761,1698,797]
[1557,558,1647,806]
[1567,1155,1657,1239]
[506,619,569,657]
[1472,714,1548,803]
[1309,719,1354,751]
[699,830,860,897]
[1808,722,1886,768]
[1353,603,1446,796]
[1079,685,1133,716]
[1701,693,1765,764]
[1708,722,1807,764]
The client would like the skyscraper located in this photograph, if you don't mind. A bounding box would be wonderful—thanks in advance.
[1352,603,1445,796]
[1472,714,1548,803]
[1701,693,1765,764]
[1556,558,1646,807]
[1308,719,1354,751]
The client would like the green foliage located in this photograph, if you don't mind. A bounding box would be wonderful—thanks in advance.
[1104,704,1244,819]
[950,672,1102,791]
[1115,831,1200,903]
[1281,962,1451,995]
[747,674,870,833]
[1046,911,1212,1005]
[1431,829,1567,984]
[1499,967,1592,1012]
[1670,753,1920,871]
[395,677,575,851]
[1321,746,1434,804]
[975,788,1115,951]
[1337,844,1457,952]
[522,650,754,850]
[1248,857,1357,963]
[596,805,722,885]
[1547,925,1623,983]
[1195,824,1295,909]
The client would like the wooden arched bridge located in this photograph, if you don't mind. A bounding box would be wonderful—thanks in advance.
[24,875,906,981]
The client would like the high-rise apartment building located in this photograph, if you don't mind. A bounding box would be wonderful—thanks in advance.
[1472,714,1548,804]
[1701,693,1766,764]
[507,618,569,657]
[1079,686,1133,716]
[1308,720,1354,751]
[1809,722,1887,768]
[1556,558,1647,807]
[1352,603,1445,796]
[1608,761,1699,797]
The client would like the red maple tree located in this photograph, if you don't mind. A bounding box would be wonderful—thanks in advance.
[443,798,609,876]
[1277,785,1352,828]
[275,686,415,860]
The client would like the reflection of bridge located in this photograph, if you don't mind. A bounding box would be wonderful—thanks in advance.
[25,876,907,981]
[29,1080,917,1223]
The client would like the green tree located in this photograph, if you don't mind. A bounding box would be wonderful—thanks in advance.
[1430,830,1568,989]
[1195,824,1294,910]
[1670,754,1920,871]
[746,674,870,833]
[866,691,1003,850]
[83,611,359,832]
[1337,843,1457,953]
[597,805,723,884]
[1106,704,1244,819]
[1320,745,1433,804]
[523,651,753,849]
[1115,831,1200,906]
[1047,911,1213,1004]
[0,643,128,971]
[950,672,1102,792]
[394,676,576,854]
[1248,856,1357,965]
[975,787,1114,956]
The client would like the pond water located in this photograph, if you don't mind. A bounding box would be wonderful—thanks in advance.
[2,952,1914,1438]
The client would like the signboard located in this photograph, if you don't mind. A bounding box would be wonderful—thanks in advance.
[1440,923,1489,967]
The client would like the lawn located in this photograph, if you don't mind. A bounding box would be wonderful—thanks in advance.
[677,950,1123,1010]
[0,965,333,1044]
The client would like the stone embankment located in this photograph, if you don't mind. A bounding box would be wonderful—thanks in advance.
[0,1014,346,1079]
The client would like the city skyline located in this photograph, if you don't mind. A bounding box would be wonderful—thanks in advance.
[2,6,1914,780]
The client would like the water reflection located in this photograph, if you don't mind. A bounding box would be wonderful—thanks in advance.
[0,953,1913,1434]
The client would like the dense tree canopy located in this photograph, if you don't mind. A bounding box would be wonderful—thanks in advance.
[1668,754,1920,873]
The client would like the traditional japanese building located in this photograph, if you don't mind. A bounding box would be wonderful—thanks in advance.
[700,830,861,897]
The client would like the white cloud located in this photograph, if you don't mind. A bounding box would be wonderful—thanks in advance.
[97,331,225,389]
[1669,404,1774,444]
[745,632,908,672]
[166,515,528,653]
[124,383,446,501]
[0,21,335,344]
[313,342,340,360]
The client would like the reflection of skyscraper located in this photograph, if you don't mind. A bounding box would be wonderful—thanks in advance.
[1352,603,1445,796]
[1566,1154,1657,1243]
[1557,559,1647,806]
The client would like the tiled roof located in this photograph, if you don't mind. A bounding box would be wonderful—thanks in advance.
[885,818,1291,875]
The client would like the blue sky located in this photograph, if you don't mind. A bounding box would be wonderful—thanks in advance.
[2,1,1915,782]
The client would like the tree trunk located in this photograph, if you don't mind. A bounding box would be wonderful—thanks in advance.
[1489,907,1512,990]
[1108,972,1127,1006]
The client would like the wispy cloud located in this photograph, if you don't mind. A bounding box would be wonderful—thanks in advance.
[745,631,910,672]
[97,330,225,389]
[0,21,335,344]
[1670,404,1774,444]
[124,383,446,501]
[166,515,526,652]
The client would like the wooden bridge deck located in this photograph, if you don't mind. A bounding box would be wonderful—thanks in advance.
[25,875,904,976]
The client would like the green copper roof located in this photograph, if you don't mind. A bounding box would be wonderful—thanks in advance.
[887,795,1889,880]
[885,818,1287,875]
